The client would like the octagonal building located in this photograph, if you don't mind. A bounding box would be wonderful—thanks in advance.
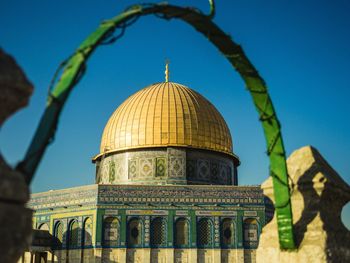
[24,71,272,263]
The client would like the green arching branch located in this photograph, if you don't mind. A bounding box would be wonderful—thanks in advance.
[16,2,295,249]
[208,0,216,18]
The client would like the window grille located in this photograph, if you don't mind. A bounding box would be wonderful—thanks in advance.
[221,218,234,247]
[243,218,258,248]
[127,218,142,247]
[175,218,189,247]
[103,217,119,246]
[151,217,166,247]
[197,218,213,247]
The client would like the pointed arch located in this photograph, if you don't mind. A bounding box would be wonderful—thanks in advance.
[103,217,120,247]
[197,218,213,248]
[127,217,143,248]
[68,219,79,249]
[174,217,189,248]
[83,217,93,247]
[221,218,235,248]
[150,217,167,247]
[38,222,49,231]
[243,218,259,249]
[53,221,63,249]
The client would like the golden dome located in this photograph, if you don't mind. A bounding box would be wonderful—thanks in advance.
[96,82,234,159]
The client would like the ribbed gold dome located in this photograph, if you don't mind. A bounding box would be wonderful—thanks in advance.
[96,82,233,158]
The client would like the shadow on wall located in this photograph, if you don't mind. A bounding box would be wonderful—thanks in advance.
[263,195,275,225]
[47,223,93,263]
[292,147,350,260]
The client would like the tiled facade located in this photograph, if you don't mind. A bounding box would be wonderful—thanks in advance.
[24,184,272,263]
[96,148,237,186]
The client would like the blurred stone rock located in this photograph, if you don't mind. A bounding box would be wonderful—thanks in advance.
[0,154,29,202]
[257,146,350,263]
[0,48,33,127]
[0,48,33,263]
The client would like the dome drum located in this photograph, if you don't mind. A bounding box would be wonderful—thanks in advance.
[95,147,238,186]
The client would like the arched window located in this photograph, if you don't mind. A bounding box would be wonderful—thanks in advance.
[83,217,93,247]
[150,217,166,247]
[68,220,79,249]
[127,218,142,247]
[103,217,119,247]
[53,221,63,249]
[243,218,259,248]
[197,218,213,248]
[175,218,189,247]
[38,223,49,231]
[221,218,234,247]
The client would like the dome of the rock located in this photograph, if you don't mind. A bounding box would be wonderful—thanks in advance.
[26,68,269,263]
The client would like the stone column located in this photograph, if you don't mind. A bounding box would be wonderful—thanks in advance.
[212,249,221,263]
[0,49,34,263]
[257,146,350,263]
[188,248,197,263]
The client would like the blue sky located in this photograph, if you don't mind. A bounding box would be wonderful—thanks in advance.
[1,0,349,228]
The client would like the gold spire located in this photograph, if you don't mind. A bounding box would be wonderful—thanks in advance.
[165,59,169,82]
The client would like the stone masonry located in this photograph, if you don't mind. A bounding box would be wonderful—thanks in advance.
[257,146,350,263]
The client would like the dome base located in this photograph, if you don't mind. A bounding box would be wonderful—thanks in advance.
[95,147,238,186]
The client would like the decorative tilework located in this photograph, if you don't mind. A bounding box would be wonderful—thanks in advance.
[108,161,115,183]
[140,158,153,177]
[114,158,124,181]
[227,166,233,185]
[101,163,110,184]
[195,211,237,216]
[126,210,168,216]
[186,160,196,179]
[175,211,188,216]
[128,159,138,179]
[198,160,210,181]
[156,158,166,177]
[97,146,238,186]
[169,157,184,178]
[219,164,228,184]
[210,162,219,182]
[29,184,265,215]
[244,211,258,217]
